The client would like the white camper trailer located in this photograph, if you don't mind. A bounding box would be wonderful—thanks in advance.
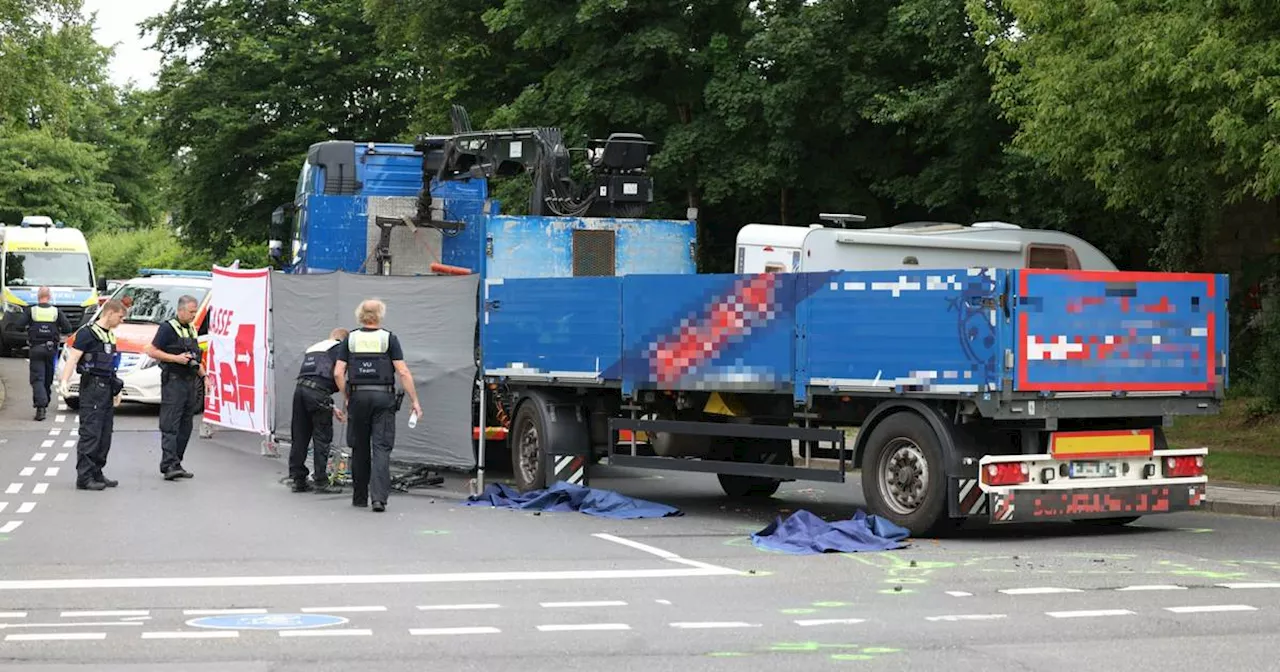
[735,216,1117,274]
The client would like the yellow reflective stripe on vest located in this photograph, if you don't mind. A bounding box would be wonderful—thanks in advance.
[90,325,116,345]
[168,319,196,340]
[31,305,57,322]
[348,330,389,354]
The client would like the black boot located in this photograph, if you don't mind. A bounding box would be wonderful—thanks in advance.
[34,407,45,421]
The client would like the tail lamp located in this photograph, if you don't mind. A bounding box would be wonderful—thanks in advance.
[1164,455,1204,478]
[983,461,1029,486]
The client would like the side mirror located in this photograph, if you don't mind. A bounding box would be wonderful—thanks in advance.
[96,277,107,292]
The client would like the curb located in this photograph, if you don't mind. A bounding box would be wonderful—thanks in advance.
[0,363,7,411]
[1203,499,1280,519]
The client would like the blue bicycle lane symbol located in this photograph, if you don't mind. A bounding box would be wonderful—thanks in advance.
[186,613,350,630]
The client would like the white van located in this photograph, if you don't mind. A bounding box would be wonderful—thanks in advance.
[0,216,99,356]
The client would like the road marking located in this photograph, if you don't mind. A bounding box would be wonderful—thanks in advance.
[1046,609,1134,619]
[19,468,34,477]
[0,622,141,629]
[539,601,627,608]
[61,610,150,618]
[5,633,106,641]
[655,599,672,605]
[417,604,501,611]
[40,441,53,449]
[0,503,6,514]
[58,404,68,411]
[299,606,387,613]
[31,453,46,461]
[16,503,35,514]
[182,609,268,615]
[54,453,68,462]
[143,631,239,639]
[279,629,373,638]
[926,614,1008,622]
[410,627,501,636]
[32,483,48,495]
[1000,587,1082,595]
[43,468,58,478]
[1165,605,1258,614]
[1117,585,1188,592]
[55,415,66,423]
[62,440,75,448]
[669,622,761,629]
[794,618,867,626]
[0,566,742,592]
[5,484,20,495]
[946,591,972,597]
[536,623,631,632]
[0,612,26,618]
[0,522,21,534]
[48,429,60,436]
[591,532,741,574]
[1218,582,1280,590]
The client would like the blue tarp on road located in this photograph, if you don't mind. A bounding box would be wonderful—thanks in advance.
[750,509,910,554]
[463,481,684,519]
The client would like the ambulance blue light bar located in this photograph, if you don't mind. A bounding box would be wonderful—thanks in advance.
[137,268,213,278]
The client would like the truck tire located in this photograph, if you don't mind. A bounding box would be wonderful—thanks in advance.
[1072,516,1142,527]
[510,401,548,492]
[861,411,949,536]
[717,438,791,498]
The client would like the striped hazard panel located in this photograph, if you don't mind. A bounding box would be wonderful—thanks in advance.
[957,478,989,516]
[553,454,588,487]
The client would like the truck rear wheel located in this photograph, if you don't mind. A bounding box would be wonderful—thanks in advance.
[717,437,792,498]
[510,401,548,492]
[861,411,949,536]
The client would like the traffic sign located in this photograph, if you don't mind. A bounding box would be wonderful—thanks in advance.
[186,613,349,630]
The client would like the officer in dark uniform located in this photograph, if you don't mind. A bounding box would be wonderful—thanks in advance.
[57,299,125,491]
[144,295,202,481]
[289,327,349,493]
[333,299,421,512]
[15,286,73,420]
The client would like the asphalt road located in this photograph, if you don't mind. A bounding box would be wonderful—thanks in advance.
[2,357,1280,671]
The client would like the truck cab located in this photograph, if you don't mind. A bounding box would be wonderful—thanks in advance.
[0,216,98,356]
[736,219,1117,273]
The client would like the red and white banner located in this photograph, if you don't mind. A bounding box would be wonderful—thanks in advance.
[203,265,270,433]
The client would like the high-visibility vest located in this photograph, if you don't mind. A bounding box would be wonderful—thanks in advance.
[346,329,394,386]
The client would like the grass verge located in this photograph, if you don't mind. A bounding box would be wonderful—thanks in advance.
[1166,397,1280,487]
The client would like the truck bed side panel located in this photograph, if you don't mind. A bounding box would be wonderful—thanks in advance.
[798,269,1005,395]
[478,216,696,280]
[620,273,797,393]
[1013,270,1228,392]
[481,277,622,380]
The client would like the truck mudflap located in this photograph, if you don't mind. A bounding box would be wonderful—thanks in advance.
[972,430,1208,523]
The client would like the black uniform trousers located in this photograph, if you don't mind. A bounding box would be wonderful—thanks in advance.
[27,341,56,409]
[75,374,114,486]
[347,387,396,505]
[289,383,335,483]
[159,369,200,473]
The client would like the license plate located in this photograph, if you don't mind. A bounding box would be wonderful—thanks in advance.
[1069,461,1117,478]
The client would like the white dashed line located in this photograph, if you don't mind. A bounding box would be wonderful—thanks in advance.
[0,522,21,534]
[536,623,631,632]
[1046,609,1134,619]
[53,453,68,462]
[31,453,46,462]
[655,599,672,605]
[794,618,866,626]
[409,627,501,636]
[48,429,60,436]
[16,503,35,514]
[43,468,58,478]
[669,622,761,629]
[299,606,387,613]
[40,441,53,449]
[1218,582,1280,590]
[0,612,27,618]
[539,601,627,608]
[1117,585,1188,592]
[926,614,1008,622]
[279,629,372,638]
[1000,587,1083,595]
[5,633,105,641]
[18,468,33,477]
[1165,605,1257,614]
[61,610,150,618]
[62,440,75,448]
[55,415,66,423]
[416,604,501,611]
[946,591,973,597]
[5,484,21,495]
[143,631,238,639]
[0,504,6,514]
[32,483,48,495]
[182,609,267,616]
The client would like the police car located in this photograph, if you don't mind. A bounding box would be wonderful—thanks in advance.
[59,270,211,410]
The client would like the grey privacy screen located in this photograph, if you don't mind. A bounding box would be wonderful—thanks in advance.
[269,270,479,471]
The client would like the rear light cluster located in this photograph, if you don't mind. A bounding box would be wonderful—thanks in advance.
[1165,455,1205,478]
[983,461,1029,486]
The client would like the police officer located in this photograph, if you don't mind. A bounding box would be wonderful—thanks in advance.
[333,299,421,512]
[57,299,125,491]
[144,295,202,481]
[289,327,349,494]
[16,286,72,420]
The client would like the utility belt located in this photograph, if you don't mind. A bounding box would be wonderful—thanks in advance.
[297,377,336,394]
[350,384,395,394]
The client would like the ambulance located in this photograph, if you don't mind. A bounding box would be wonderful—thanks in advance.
[0,216,99,356]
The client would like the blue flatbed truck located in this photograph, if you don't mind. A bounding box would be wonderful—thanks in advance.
[274,109,1228,536]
